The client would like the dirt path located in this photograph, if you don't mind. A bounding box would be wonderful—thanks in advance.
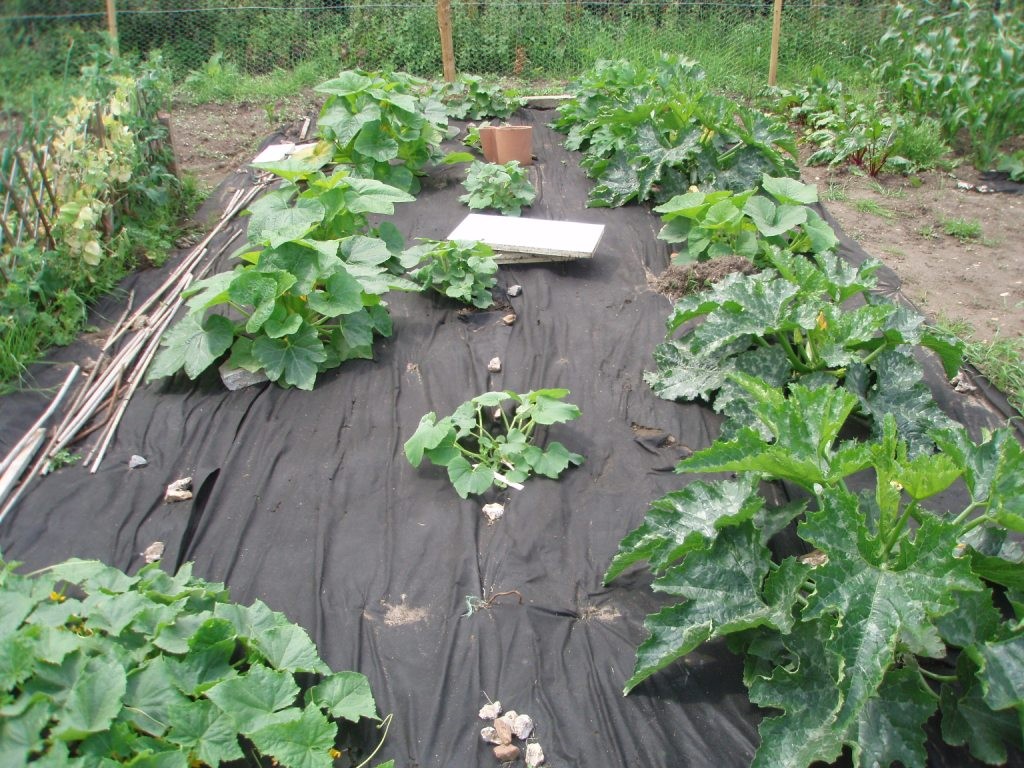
[168,99,1024,342]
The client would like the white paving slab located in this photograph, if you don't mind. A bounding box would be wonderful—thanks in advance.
[447,213,604,263]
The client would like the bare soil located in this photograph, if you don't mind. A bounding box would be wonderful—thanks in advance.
[168,97,1024,342]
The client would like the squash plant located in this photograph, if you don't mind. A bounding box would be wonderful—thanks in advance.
[645,247,963,452]
[0,555,392,768]
[405,238,498,309]
[405,389,584,499]
[460,160,537,216]
[315,69,450,194]
[655,175,837,265]
[435,74,524,121]
[606,379,1024,767]
[148,165,418,390]
[551,55,798,207]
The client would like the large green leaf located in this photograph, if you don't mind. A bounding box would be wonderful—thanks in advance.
[971,635,1024,712]
[249,705,336,768]
[205,663,300,735]
[604,477,762,583]
[55,655,127,739]
[527,393,581,425]
[166,699,244,766]
[341,177,415,215]
[246,189,326,248]
[252,324,327,390]
[743,197,808,237]
[305,267,364,318]
[254,624,330,675]
[228,269,296,334]
[147,313,234,382]
[353,120,400,162]
[123,656,189,737]
[850,666,936,768]
[940,660,1022,765]
[526,441,584,479]
[0,698,49,767]
[308,671,379,723]
[624,523,804,692]
[404,413,451,466]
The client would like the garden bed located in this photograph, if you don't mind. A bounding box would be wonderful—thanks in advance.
[0,108,1018,766]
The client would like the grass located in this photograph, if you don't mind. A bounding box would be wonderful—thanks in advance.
[936,317,1024,418]
[942,217,983,242]
[869,181,906,200]
[854,198,896,219]
[824,183,849,202]
[917,224,939,239]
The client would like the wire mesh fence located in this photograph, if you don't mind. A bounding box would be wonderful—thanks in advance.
[2,0,890,91]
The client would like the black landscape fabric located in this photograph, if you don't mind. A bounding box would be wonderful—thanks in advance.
[0,110,1017,767]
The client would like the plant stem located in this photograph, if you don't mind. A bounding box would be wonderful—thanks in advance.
[881,500,917,559]
[918,667,956,684]
[354,713,394,768]
[952,500,983,527]
[776,333,813,374]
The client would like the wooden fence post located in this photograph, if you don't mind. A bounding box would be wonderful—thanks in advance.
[105,0,119,55]
[768,0,784,86]
[437,0,456,83]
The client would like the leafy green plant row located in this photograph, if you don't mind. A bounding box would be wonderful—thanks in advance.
[0,555,393,768]
[460,160,537,216]
[607,379,1024,767]
[150,70,507,391]
[875,0,1024,169]
[551,55,798,208]
[1,49,189,387]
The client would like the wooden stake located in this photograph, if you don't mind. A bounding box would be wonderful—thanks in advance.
[437,0,457,83]
[14,152,56,250]
[106,0,119,55]
[768,0,784,86]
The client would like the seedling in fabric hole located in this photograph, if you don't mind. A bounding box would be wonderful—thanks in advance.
[405,238,498,309]
[607,381,1024,767]
[0,555,394,768]
[460,160,537,216]
[405,389,584,498]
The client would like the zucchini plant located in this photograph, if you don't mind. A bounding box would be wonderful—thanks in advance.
[0,555,392,768]
[435,74,524,120]
[405,389,584,499]
[460,160,537,216]
[315,69,450,194]
[655,175,837,265]
[606,378,1024,767]
[644,247,963,452]
[551,55,798,207]
[405,238,498,309]
[148,163,418,390]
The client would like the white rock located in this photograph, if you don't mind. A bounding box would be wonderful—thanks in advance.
[507,284,522,297]
[482,502,504,522]
[487,357,502,373]
[525,742,545,767]
[481,726,501,744]
[513,713,534,740]
[479,701,502,720]
[165,477,193,503]
[141,541,164,563]
[129,455,148,469]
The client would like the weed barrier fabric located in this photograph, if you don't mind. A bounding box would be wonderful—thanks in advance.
[0,111,1015,767]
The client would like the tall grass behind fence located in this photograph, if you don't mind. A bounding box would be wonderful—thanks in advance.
[2,0,889,103]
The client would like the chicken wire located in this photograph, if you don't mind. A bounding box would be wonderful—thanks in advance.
[2,0,889,88]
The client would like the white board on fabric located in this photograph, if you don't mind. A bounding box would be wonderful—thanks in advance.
[447,213,604,263]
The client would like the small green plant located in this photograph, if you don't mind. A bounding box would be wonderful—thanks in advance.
[655,175,837,265]
[405,389,584,498]
[806,102,905,177]
[460,160,537,216]
[48,448,81,469]
[0,555,391,767]
[607,381,1024,766]
[853,198,895,219]
[436,74,524,120]
[824,183,848,202]
[917,224,938,239]
[889,116,950,173]
[942,216,982,242]
[405,238,498,309]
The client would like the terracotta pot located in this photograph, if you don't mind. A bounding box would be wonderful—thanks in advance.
[478,125,498,163]
[493,125,533,166]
